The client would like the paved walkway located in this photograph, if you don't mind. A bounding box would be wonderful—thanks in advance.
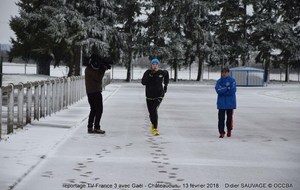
[1,83,299,190]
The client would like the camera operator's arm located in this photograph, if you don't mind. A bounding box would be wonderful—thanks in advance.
[98,64,109,71]
[101,57,113,70]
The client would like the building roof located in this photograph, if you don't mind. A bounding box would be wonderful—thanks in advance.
[230,66,264,72]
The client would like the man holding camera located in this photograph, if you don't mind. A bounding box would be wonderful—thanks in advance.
[85,48,112,134]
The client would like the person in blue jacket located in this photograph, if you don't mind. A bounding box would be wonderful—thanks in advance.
[215,68,237,138]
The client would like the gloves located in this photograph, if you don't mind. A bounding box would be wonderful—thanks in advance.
[147,70,153,77]
[164,86,167,93]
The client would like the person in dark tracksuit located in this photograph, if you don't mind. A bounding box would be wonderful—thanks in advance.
[215,68,237,138]
[85,49,110,134]
[142,58,169,136]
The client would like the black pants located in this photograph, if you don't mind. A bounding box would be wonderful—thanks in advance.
[87,92,103,130]
[146,98,162,129]
[218,109,233,134]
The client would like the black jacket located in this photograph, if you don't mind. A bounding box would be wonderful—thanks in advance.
[85,65,105,94]
[141,69,169,98]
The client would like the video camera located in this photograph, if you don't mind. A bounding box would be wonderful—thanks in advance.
[89,54,114,70]
[100,57,113,70]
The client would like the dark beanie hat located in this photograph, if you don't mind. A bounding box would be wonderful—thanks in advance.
[221,67,230,73]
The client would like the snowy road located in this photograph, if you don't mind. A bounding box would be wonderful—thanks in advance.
[4,83,300,190]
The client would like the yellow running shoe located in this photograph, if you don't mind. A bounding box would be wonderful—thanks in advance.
[150,124,155,132]
[152,128,160,136]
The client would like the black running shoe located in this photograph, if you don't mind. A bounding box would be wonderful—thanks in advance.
[88,128,94,134]
[94,129,105,134]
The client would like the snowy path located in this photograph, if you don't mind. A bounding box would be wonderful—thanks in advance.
[2,83,300,190]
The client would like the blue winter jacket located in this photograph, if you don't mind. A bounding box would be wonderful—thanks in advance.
[215,76,237,109]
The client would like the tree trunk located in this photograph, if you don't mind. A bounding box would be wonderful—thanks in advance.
[173,62,178,82]
[68,45,82,77]
[196,54,204,81]
[285,63,290,82]
[68,65,75,77]
[126,52,133,82]
[241,2,247,67]
[241,54,246,66]
[264,58,270,83]
[37,55,51,75]
[74,45,82,76]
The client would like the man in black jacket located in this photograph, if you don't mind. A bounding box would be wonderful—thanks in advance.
[85,47,111,134]
[141,58,169,136]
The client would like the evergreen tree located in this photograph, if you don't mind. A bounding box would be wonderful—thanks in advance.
[10,0,70,75]
[145,0,186,81]
[181,0,217,81]
[66,0,116,54]
[274,0,300,82]
[249,0,283,82]
[65,0,116,76]
[143,0,176,81]
[144,0,169,60]
[115,0,142,82]
[164,0,186,82]
[10,0,116,76]
[216,0,254,67]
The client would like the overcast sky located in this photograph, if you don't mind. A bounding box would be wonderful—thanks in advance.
[0,0,18,44]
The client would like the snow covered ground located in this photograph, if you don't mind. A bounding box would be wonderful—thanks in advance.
[0,81,299,190]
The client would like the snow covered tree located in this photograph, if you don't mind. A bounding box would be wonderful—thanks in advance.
[273,0,300,82]
[52,4,86,76]
[215,0,255,68]
[9,0,70,75]
[10,0,117,76]
[115,0,143,82]
[66,0,116,55]
[143,0,168,60]
[181,0,217,81]
[249,0,284,82]
[163,0,186,82]
[145,0,187,82]
[64,0,117,76]
[144,0,218,81]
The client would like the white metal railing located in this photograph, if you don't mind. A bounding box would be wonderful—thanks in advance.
[0,73,111,138]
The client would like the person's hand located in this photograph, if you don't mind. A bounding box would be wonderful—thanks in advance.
[164,86,167,93]
[148,71,153,77]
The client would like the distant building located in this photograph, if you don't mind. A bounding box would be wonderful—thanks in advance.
[230,67,265,86]
[0,44,12,52]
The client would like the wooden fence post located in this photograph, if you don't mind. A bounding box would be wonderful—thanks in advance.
[46,80,51,116]
[60,78,64,110]
[52,79,57,113]
[17,83,24,128]
[7,84,14,134]
[40,81,46,118]
[34,82,40,120]
[26,83,32,124]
